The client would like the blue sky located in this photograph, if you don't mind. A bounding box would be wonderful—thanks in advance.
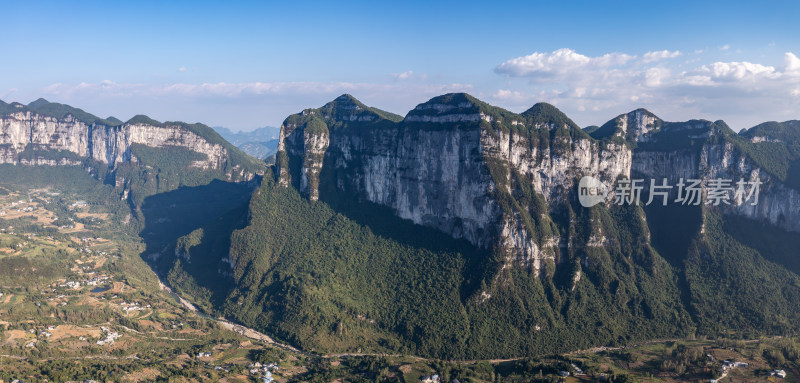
[2,0,800,131]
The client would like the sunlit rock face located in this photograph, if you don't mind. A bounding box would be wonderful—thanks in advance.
[278,93,800,274]
[277,93,635,274]
[0,100,261,210]
[0,111,228,170]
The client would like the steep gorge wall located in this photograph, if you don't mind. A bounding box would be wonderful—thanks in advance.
[622,113,800,233]
[277,96,633,274]
[278,93,800,279]
[0,111,234,173]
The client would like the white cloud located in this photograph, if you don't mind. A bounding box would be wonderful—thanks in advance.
[644,67,671,87]
[700,61,779,82]
[393,71,413,80]
[492,89,513,99]
[593,52,637,66]
[42,80,473,100]
[642,50,682,63]
[178,67,187,73]
[35,80,475,129]
[492,89,524,101]
[785,52,800,73]
[392,71,427,81]
[494,48,635,78]
[15,49,800,133]
[493,49,800,130]
[43,80,144,97]
[720,44,731,51]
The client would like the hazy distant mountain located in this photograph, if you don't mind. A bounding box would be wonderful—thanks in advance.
[215,126,281,159]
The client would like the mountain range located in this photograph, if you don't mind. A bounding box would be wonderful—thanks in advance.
[0,98,264,211]
[214,126,281,160]
[3,94,800,360]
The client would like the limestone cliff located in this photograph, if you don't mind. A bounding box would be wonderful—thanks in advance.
[278,93,800,275]
[604,111,800,233]
[0,99,264,205]
[277,94,632,274]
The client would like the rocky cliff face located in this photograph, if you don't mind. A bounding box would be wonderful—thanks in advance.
[278,93,800,275]
[277,94,635,274]
[2,111,224,169]
[0,101,259,185]
[617,113,800,233]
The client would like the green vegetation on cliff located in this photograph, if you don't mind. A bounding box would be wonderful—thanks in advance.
[169,173,698,359]
[166,93,800,361]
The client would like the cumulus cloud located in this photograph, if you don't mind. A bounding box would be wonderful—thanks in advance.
[642,50,682,63]
[493,49,800,130]
[178,67,187,73]
[494,48,635,78]
[697,61,779,82]
[785,52,800,73]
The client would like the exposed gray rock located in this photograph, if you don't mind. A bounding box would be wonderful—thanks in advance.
[278,93,800,276]
[277,94,632,275]
[0,108,261,186]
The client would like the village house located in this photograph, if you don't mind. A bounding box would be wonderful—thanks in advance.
[770,370,787,379]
